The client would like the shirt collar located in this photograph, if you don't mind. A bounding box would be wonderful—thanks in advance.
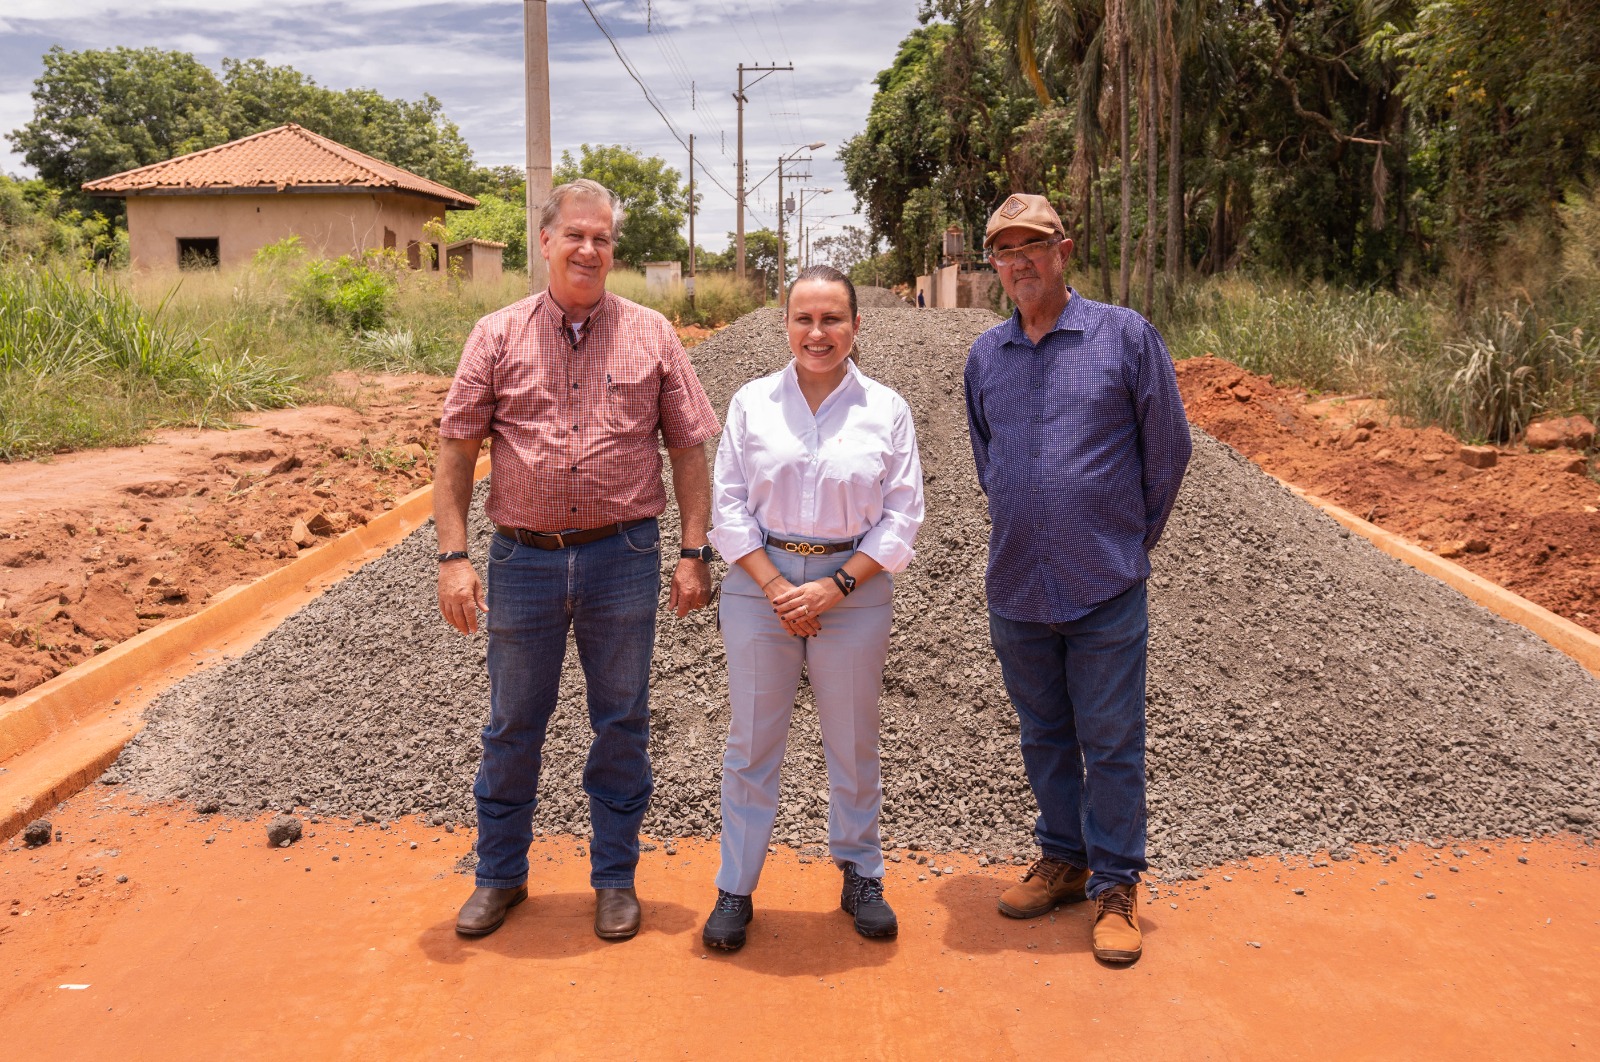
[536,289,614,333]
[1003,287,1084,345]
[781,356,865,405]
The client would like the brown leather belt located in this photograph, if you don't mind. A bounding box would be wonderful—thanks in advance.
[764,534,860,557]
[496,519,651,550]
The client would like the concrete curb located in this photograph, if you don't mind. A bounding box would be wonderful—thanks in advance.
[1283,481,1600,679]
[0,454,489,840]
[4,459,1597,841]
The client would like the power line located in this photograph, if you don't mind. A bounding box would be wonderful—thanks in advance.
[578,0,743,205]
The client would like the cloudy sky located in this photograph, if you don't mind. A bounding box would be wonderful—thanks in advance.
[0,0,925,250]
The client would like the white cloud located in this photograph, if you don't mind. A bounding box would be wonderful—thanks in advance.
[1,0,923,247]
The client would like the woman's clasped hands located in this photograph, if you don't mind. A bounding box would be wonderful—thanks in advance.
[763,574,842,638]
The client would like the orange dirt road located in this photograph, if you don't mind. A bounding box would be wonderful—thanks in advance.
[2,795,1594,1060]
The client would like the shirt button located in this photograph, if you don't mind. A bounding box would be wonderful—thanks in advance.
[572,382,579,389]
[570,464,577,472]
[571,506,577,513]
[571,424,578,431]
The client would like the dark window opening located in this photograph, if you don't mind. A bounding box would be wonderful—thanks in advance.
[431,243,441,271]
[383,227,397,250]
[177,238,219,269]
[406,240,421,270]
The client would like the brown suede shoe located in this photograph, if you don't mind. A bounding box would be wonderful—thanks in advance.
[455,884,528,937]
[997,857,1091,919]
[594,887,641,941]
[1092,882,1142,963]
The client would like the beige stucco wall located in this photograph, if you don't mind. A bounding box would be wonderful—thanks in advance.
[445,241,504,283]
[124,191,447,271]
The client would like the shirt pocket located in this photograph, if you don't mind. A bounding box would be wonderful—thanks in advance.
[605,361,662,436]
[819,429,887,490]
[1043,359,1128,436]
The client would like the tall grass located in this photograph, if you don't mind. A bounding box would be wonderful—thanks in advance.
[1166,279,1440,395]
[1,265,298,458]
[604,269,765,326]
[1167,275,1600,444]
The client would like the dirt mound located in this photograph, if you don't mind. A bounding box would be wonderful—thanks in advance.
[110,309,1600,873]
[0,376,450,699]
[1177,356,1600,634]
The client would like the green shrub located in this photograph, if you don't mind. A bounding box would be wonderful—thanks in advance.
[293,253,397,331]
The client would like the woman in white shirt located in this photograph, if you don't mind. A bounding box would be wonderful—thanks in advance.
[701,265,925,952]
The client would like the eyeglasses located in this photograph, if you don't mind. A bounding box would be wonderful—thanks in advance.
[986,238,1060,267]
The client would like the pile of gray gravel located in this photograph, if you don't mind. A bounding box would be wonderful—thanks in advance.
[854,285,911,308]
[109,307,1600,873]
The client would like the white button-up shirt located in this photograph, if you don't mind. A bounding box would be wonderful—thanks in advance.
[709,360,925,572]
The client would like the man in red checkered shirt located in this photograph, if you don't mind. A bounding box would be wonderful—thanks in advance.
[434,179,719,942]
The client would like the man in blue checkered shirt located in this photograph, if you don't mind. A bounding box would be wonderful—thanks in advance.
[964,193,1191,964]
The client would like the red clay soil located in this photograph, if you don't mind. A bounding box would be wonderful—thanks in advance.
[0,374,450,699]
[1,793,1594,1059]
[1177,356,1600,635]
[5,358,1599,705]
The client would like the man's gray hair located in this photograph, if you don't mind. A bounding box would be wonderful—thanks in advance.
[540,179,626,239]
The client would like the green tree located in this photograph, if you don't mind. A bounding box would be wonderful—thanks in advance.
[220,59,477,191]
[446,193,528,270]
[9,47,480,217]
[8,46,227,214]
[1396,0,1600,294]
[840,21,1036,285]
[554,144,687,267]
[811,225,879,275]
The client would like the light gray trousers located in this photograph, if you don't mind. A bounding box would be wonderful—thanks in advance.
[715,544,894,896]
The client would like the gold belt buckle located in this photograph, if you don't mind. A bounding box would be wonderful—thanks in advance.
[784,540,824,556]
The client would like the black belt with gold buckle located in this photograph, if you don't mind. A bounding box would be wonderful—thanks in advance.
[764,534,859,557]
[497,519,651,551]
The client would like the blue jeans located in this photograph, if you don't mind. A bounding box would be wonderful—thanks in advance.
[474,521,661,890]
[988,581,1149,895]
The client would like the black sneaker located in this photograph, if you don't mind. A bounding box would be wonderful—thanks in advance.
[841,865,898,938]
[702,889,753,951]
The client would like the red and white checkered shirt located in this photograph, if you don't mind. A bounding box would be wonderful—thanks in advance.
[440,291,719,531]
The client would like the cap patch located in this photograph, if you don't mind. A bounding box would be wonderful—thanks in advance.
[999,196,1027,220]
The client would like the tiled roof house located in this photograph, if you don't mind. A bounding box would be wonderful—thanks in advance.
[83,123,480,272]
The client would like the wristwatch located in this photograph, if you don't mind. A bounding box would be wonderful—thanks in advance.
[437,550,471,564]
[680,545,713,562]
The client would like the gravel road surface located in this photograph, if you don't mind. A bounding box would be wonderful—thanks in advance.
[111,308,1600,872]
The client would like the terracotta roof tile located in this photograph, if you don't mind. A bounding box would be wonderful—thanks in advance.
[82,123,477,209]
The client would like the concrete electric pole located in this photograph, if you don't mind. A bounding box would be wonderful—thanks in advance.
[733,63,793,282]
[775,143,822,297]
[525,0,553,292]
[687,133,696,313]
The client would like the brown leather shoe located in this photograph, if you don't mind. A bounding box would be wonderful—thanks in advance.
[455,883,528,937]
[1092,882,1142,963]
[594,887,641,940]
[997,857,1091,919]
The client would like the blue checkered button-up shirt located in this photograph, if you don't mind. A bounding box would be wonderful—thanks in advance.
[963,290,1192,623]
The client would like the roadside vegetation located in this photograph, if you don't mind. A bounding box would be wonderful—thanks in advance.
[6,15,1597,459]
[0,192,762,459]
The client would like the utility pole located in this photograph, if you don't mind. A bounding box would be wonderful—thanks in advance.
[796,187,831,274]
[774,146,819,296]
[733,62,793,282]
[524,0,552,292]
[687,133,696,313]
[777,164,795,296]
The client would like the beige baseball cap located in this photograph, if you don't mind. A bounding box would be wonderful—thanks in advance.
[984,193,1065,248]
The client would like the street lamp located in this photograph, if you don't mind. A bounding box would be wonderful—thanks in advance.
[795,188,832,270]
[777,141,824,296]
